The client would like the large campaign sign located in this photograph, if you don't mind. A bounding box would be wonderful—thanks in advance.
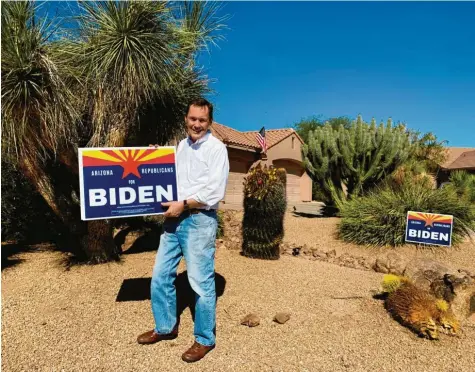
[405,211,453,247]
[78,147,178,221]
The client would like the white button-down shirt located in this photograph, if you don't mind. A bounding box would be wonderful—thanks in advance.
[176,130,229,210]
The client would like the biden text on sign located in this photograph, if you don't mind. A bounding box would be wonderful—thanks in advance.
[405,211,453,247]
[78,147,178,220]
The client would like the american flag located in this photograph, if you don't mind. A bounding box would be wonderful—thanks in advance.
[256,126,267,153]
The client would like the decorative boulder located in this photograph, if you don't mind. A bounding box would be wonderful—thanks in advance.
[373,252,406,275]
[240,313,260,327]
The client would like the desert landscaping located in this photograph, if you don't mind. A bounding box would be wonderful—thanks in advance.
[2,212,475,372]
[2,1,475,371]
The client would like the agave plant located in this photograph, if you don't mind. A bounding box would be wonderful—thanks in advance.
[1,1,80,214]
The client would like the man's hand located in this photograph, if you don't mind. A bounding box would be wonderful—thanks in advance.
[162,201,184,218]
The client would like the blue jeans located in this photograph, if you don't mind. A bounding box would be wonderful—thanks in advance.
[151,210,218,346]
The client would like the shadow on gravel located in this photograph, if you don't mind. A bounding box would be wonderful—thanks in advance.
[116,271,226,323]
[292,205,339,218]
[2,242,35,271]
[116,227,163,255]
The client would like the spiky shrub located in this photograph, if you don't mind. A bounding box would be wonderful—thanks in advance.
[242,164,287,260]
[338,181,475,247]
[446,170,475,205]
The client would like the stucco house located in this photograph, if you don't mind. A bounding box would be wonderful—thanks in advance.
[438,147,475,185]
[209,123,312,207]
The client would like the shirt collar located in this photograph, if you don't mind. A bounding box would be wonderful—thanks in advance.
[187,130,212,146]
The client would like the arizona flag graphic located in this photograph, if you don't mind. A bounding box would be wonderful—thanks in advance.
[405,211,453,247]
[79,147,178,220]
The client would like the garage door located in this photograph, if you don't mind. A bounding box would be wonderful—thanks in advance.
[224,161,248,206]
[273,160,303,203]
[286,173,301,203]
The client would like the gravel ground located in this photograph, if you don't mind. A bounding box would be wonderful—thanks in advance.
[284,215,475,273]
[2,215,475,372]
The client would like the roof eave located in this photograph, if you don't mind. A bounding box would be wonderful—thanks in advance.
[224,143,259,152]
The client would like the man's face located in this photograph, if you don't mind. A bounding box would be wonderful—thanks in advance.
[185,105,211,142]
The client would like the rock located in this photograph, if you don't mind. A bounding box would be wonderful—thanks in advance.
[451,282,475,321]
[302,244,313,255]
[384,252,406,275]
[458,269,474,278]
[283,248,294,256]
[312,250,327,260]
[373,252,406,275]
[401,258,474,320]
[364,258,376,270]
[273,312,291,324]
[403,258,452,291]
[356,257,370,270]
[326,249,337,259]
[240,313,260,327]
[280,243,290,253]
[430,273,472,302]
[336,253,357,268]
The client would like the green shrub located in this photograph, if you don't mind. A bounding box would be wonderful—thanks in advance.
[338,181,475,247]
[446,170,475,204]
[242,164,287,259]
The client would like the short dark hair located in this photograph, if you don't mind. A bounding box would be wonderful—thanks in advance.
[186,98,213,123]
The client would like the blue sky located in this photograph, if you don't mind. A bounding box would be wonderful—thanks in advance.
[199,1,475,147]
[40,1,475,147]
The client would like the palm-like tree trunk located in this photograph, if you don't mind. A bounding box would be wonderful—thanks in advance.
[21,153,119,263]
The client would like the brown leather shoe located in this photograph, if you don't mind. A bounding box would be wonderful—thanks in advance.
[137,329,178,345]
[181,341,215,363]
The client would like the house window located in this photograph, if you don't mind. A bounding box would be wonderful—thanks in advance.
[292,136,295,149]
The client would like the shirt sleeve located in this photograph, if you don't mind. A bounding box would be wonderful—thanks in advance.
[190,144,229,209]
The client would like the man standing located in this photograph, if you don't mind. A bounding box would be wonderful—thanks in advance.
[137,98,229,363]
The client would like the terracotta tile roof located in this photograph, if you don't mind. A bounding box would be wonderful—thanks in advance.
[211,122,302,151]
[211,123,257,149]
[441,147,475,169]
[445,150,475,170]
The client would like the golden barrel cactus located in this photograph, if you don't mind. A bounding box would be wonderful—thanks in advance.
[382,276,460,339]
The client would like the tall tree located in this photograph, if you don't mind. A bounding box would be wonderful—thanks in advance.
[1,1,228,263]
[293,115,352,142]
[1,1,82,231]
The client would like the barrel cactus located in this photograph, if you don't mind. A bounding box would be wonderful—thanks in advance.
[242,164,287,259]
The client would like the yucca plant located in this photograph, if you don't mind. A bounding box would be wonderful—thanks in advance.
[1,1,79,212]
[1,0,228,264]
[68,0,226,147]
[242,164,287,260]
[338,181,475,246]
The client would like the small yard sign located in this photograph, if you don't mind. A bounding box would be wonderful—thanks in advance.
[78,147,178,220]
[405,211,453,247]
